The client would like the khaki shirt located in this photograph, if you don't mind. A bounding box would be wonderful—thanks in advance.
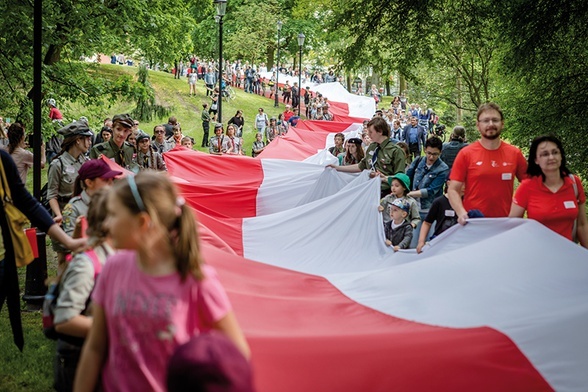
[209,135,230,154]
[47,151,88,203]
[152,139,175,154]
[137,150,167,171]
[61,190,91,238]
[358,138,406,192]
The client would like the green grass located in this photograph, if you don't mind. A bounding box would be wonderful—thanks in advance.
[70,64,286,154]
[0,64,288,391]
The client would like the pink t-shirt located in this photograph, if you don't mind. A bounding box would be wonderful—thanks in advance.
[92,251,231,392]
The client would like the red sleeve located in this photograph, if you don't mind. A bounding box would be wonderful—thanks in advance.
[512,179,530,208]
[449,148,467,182]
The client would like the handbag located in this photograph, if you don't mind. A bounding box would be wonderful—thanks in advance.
[0,157,34,267]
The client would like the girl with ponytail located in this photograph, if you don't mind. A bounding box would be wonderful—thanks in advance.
[74,171,249,392]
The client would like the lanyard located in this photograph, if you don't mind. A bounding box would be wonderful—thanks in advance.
[117,149,125,166]
[370,146,380,170]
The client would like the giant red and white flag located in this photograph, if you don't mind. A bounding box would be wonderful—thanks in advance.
[164,148,588,392]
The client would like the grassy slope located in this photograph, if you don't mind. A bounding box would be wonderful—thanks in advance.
[78,64,286,154]
[0,64,289,391]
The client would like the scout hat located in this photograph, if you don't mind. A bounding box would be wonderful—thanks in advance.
[136,132,150,143]
[57,121,93,138]
[347,138,362,146]
[112,113,134,129]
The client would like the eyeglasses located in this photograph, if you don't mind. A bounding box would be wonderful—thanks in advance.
[538,150,561,158]
[155,130,165,134]
[425,151,440,157]
[478,118,502,124]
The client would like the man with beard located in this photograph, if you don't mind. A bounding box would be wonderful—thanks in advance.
[448,102,527,224]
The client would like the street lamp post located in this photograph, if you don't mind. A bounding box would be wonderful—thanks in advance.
[274,20,282,108]
[297,33,305,117]
[214,0,227,122]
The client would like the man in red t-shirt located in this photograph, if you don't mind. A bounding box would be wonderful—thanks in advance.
[282,105,294,122]
[448,102,527,224]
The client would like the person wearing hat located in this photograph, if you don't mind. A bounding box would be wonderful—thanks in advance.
[47,98,64,124]
[384,198,413,251]
[282,104,294,123]
[166,332,254,392]
[136,133,167,171]
[47,120,92,270]
[90,114,138,172]
[61,159,122,240]
[209,123,229,155]
[338,137,365,166]
[440,125,468,171]
[379,172,420,228]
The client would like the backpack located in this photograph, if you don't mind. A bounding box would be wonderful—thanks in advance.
[39,156,64,213]
[42,249,102,342]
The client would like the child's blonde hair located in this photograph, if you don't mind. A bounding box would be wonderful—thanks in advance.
[111,172,204,280]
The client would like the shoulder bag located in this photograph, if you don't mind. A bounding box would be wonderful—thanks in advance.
[0,157,34,267]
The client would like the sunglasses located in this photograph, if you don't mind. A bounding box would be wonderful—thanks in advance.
[155,130,165,134]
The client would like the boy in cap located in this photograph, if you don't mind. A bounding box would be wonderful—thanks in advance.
[379,172,420,228]
[385,198,413,251]
[136,133,166,171]
[90,114,138,172]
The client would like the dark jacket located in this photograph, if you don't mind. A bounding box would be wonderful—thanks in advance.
[385,220,413,249]
[0,150,55,350]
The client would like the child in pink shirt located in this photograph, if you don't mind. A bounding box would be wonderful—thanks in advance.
[74,172,250,392]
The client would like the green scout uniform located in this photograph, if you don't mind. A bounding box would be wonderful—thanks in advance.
[358,138,406,194]
[90,139,138,172]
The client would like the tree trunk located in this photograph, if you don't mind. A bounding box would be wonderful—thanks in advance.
[399,74,407,95]
[456,69,463,123]
[267,47,275,69]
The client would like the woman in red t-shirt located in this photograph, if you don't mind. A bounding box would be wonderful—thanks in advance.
[510,135,587,248]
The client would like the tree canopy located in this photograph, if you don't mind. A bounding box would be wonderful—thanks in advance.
[0,0,586,178]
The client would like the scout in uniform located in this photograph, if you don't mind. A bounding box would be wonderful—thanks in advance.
[209,123,229,155]
[331,116,406,197]
[90,113,139,172]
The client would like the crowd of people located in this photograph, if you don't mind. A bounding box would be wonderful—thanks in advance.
[331,102,587,253]
[0,62,586,391]
[0,109,254,391]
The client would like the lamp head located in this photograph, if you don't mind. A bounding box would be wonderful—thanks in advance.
[297,33,305,47]
[214,0,227,16]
